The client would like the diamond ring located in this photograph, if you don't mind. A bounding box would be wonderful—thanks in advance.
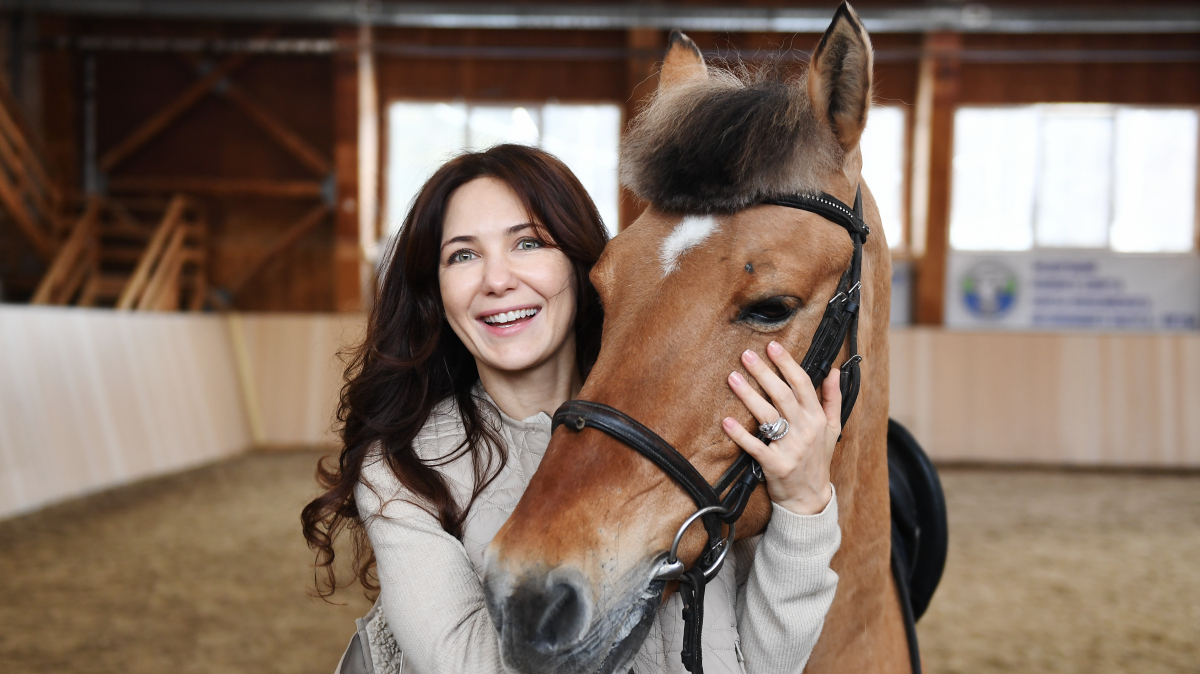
[758,417,790,442]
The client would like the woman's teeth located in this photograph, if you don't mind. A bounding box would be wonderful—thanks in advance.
[483,308,539,325]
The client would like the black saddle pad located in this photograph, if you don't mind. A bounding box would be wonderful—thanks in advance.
[887,417,948,621]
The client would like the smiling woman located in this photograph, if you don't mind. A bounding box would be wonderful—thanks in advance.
[438,177,583,418]
[301,128,845,673]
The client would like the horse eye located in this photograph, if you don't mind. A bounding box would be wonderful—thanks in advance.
[739,296,800,326]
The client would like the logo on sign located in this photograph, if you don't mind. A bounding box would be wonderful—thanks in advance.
[962,261,1018,318]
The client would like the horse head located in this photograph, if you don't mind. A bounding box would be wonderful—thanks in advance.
[484,4,900,672]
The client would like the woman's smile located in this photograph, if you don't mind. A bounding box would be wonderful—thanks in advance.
[479,305,542,333]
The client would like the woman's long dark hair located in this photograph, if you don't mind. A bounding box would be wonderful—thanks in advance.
[301,144,609,598]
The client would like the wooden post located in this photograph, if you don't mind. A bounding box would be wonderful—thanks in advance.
[619,27,664,232]
[911,32,961,326]
[357,21,380,310]
[333,25,362,312]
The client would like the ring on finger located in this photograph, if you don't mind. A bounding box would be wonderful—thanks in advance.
[759,417,790,442]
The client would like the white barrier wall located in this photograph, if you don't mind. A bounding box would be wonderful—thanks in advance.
[3,308,1198,520]
[0,306,251,519]
[233,313,364,447]
[889,329,1200,466]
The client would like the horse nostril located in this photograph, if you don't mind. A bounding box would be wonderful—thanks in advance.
[531,581,587,652]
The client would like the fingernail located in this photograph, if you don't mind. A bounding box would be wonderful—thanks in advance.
[742,349,758,364]
[729,371,745,386]
[768,341,783,356]
[723,417,737,429]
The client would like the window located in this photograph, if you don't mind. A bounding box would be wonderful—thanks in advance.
[949,105,1199,253]
[859,105,907,249]
[386,101,622,238]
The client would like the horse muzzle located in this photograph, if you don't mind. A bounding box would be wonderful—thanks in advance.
[483,555,664,674]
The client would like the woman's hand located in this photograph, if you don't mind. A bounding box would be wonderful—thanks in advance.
[721,340,841,516]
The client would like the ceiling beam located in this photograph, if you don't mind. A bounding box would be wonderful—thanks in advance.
[5,1,1200,34]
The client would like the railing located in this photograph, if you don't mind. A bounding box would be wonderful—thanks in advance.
[32,194,207,310]
[117,195,207,311]
[0,81,63,261]
[29,199,100,305]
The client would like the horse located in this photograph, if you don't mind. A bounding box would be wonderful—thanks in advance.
[483,4,915,672]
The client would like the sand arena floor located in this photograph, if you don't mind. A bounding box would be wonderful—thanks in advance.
[1,450,1197,674]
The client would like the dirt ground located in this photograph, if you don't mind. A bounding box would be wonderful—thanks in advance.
[1,451,1197,674]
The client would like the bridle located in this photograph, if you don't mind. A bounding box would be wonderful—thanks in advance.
[551,186,870,674]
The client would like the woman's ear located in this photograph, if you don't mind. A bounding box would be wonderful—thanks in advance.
[807,2,874,152]
[658,30,708,92]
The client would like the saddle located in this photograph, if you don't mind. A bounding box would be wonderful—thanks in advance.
[887,418,949,674]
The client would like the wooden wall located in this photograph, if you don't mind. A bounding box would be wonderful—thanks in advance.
[4,13,1196,312]
[33,19,337,311]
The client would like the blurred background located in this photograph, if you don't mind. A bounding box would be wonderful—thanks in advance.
[0,1,1197,673]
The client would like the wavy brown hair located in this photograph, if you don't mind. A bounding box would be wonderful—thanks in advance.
[301,144,609,599]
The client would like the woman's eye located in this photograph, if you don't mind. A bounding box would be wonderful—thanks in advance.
[516,238,543,251]
[448,249,478,264]
[739,296,800,326]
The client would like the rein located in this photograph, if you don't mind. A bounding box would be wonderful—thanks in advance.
[552,186,869,674]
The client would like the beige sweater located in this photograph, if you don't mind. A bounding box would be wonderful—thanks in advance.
[355,391,841,674]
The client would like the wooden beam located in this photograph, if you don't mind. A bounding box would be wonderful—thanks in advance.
[175,52,332,176]
[332,25,361,312]
[911,32,961,326]
[0,166,55,260]
[357,21,380,306]
[221,84,332,175]
[31,199,99,304]
[229,203,329,295]
[0,80,60,212]
[108,176,323,198]
[137,224,187,310]
[99,51,255,172]
[0,114,56,227]
[619,27,663,232]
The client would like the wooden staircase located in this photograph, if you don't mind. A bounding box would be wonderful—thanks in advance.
[32,195,208,310]
[0,81,63,264]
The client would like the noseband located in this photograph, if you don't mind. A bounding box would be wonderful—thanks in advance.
[552,187,869,674]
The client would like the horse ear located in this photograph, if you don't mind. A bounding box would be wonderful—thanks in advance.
[807,2,874,151]
[659,30,707,91]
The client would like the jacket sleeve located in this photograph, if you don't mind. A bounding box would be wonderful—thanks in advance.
[734,487,841,674]
[356,456,508,674]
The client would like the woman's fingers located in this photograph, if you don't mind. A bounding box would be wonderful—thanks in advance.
[821,368,843,435]
[721,416,777,470]
[765,340,820,411]
[727,371,779,425]
[739,349,803,421]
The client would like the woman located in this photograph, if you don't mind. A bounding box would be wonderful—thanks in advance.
[302,144,843,674]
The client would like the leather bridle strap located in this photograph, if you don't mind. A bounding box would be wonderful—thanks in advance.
[553,400,726,544]
[764,187,869,430]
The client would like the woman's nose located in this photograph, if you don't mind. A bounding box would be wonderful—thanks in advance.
[481,255,520,294]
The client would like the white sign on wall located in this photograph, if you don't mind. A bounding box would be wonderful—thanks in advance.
[945,250,1200,331]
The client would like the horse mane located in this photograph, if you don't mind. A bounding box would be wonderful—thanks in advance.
[620,63,843,214]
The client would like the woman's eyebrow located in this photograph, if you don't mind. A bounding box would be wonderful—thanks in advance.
[440,234,477,251]
[440,223,537,251]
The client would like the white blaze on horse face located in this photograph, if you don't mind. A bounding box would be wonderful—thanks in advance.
[659,215,719,275]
